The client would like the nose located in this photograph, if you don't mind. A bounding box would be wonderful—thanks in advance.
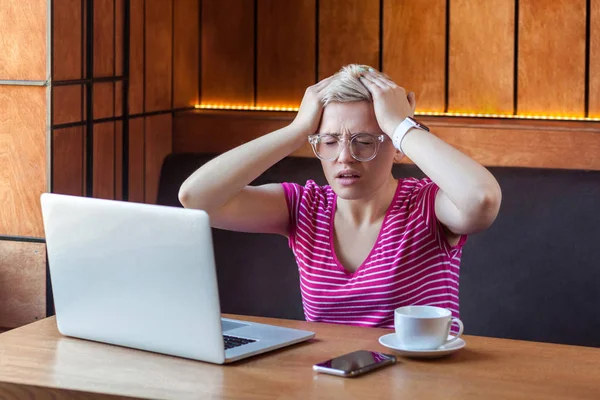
[337,139,355,164]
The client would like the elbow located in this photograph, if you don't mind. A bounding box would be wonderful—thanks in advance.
[178,183,193,208]
[468,183,502,231]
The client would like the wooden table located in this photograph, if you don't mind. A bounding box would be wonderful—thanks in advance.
[0,315,598,399]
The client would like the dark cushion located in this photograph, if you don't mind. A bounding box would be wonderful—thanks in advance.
[157,153,600,347]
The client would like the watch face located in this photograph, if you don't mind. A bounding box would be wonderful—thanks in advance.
[408,117,430,132]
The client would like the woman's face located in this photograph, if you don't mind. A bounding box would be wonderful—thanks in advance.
[316,101,398,200]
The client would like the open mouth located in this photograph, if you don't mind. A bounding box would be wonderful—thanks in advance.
[335,170,361,185]
[336,170,361,178]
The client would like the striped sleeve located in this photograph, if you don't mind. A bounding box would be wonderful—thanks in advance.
[281,182,304,250]
[409,178,467,256]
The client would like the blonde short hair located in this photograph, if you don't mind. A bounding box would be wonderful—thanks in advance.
[322,64,390,106]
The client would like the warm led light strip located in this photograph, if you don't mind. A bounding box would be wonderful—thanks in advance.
[195,104,299,112]
[195,104,600,122]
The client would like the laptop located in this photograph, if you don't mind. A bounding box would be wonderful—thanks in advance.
[40,193,314,364]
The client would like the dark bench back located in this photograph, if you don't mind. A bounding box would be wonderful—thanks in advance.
[158,153,600,347]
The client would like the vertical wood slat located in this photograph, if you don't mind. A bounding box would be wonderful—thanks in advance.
[144,114,172,204]
[129,0,144,115]
[93,0,115,77]
[256,0,316,107]
[145,0,173,112]
[518,0,587,116]
[93,82,114,119]
[201,0,254,105]
[52,127,84,196]
[0,241,46,329]
[589,0,600,117]
[115,121,123,200]
[0,0,47,80]
[115,0,124,117]
[128,118,145,203]
[93,0,115,122]
[449,0,514,114]
[53,85,83,125]
[318,0,380,79]
[0,86,47,237]
[52,0,82,81]
[173,0,199,108]
[383,0,446,112]
[115,0,124,76]
[93,122,116,200]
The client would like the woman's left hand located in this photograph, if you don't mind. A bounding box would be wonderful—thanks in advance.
[359,70,417,138]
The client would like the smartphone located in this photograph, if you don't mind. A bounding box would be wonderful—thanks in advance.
[312,350,396,377]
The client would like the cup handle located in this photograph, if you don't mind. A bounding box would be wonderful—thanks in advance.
[444,317,464,346]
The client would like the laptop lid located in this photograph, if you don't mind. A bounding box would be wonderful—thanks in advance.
[41,193,228,363]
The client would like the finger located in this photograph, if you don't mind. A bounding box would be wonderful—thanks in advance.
[360,73,389,90]
[378,75,398,88]
[359,76,381,93]
[315,75,335,91]
[364,72,402,93]
[408,92,417,110]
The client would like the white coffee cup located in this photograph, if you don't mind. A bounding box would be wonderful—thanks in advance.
[394,306,464,350]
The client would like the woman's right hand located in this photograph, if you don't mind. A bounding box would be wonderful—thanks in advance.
[289,76,335,135]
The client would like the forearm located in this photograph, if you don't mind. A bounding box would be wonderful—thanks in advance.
[179,124,307,212]
[401,129,501,212]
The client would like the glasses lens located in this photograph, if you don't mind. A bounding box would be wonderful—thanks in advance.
[315,134,340,160]
[351,134,378,161]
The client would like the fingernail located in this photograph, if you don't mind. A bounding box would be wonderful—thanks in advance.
[369,67,376,73]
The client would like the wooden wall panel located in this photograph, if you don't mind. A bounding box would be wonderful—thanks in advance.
[256,0,316,107]
[428,121,600,171]
[115,81,123,117]
[518,0,586,116]
[383,0,446,112]
[128,118,145,203]
[115,0,124,76]
[318,0,380,79]
[93,122,116,200]
[129,0,144,114]
[115,122,123,200]
[115,0,124,117]
[173,0,199,108]
[0,0,47,80]
[589,0,600,117]
[0,86,47,237]
[52,127,83,196]
[173,112,600,171]
[0,241,46,329]
[144,114,172,204]
[449,0,514,114]
[173,111,311,155]
[93,82,114,120]
[93,0,115,77]
[145,0,173,112]
[53,0,82,81]
[201,0,254,105]
[53,85,82,125]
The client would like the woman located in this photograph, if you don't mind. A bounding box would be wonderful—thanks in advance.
[179,64,501,328]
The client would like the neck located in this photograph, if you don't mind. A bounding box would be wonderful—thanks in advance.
[335,176,398,227]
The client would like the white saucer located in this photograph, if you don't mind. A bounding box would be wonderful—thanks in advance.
[378,333,466,358]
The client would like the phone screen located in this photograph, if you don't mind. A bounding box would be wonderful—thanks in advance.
[313,350,396,377]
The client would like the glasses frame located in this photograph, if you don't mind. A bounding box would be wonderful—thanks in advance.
[308,133,386,162]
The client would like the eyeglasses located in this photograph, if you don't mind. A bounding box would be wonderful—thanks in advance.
[308,133,385,162]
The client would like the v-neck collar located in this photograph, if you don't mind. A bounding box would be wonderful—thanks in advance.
[328,180,401,276]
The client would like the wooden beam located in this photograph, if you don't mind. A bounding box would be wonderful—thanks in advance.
[173,111,600,171]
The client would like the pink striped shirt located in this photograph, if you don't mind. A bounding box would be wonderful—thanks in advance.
[282,178,467,329]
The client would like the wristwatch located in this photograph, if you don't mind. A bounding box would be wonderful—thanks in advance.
[392,117,430,152]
